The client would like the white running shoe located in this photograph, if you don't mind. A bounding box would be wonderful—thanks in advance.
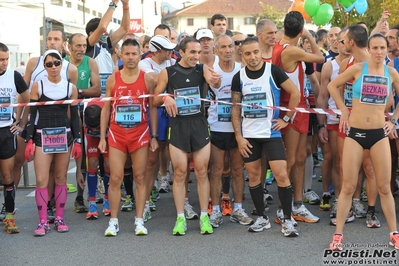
[274,208,298,227]
[292,204,320,223]
[104,219,119,236]
[135,218,148,235]
[184,202,199,220]
[248,216,271,232]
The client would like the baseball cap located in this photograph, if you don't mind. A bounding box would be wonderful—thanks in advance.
[149,35,176,52]
[196,29,213,41]
[43,49,62,61]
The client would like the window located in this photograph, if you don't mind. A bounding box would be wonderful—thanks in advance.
[51,0,63,6]
[66,1,71,8]
[228,17,234,29]
[92,10,97,16]
[98,12,103,17]
[207,18,211,28]
[243,17,255,25]
[154,1,158,15]
[84,7,90,14]
[187,18,194,26]
[78,5,83,11]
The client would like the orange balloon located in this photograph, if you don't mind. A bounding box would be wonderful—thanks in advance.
[290,2,310,20]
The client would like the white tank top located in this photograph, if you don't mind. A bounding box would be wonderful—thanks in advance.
[327,59,340,125]
[0,69,17,127]
[207,62,241,132]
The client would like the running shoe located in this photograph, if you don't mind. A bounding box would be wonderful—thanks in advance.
[248,216,271,232]
[352,200,366,218]
[265,169,274,185]
[274,209,297,227]
[104,219,119,236]
[200,215,213,234]
[312,167,316,179]
[135,218,148,236]
[221,198,232,216]
[34,220,50,236]
[207,200,212,215]
[292,204,320,223]
[319,194,332,211]
[366,211,381,228]
[103,199,111,216]
[303,189,320,205]
[143,206,152,222]
[159,177,170,193]
[47,207,55,224]
[317,176,322,182]
[54,216,69,233]
[151,186,160,202]
[149,197,156,212]
[329,234,343,251]
[282,219,299,237]
[173,216,187,235]
[361,187,368,202]
[389,233,399,249]
[121,195,135,212]
[330,199,337,218]
[74,196,88,213]
[86,202,99,220]
[98,177,105,194]
[209,210,223,228]
[230,208,254,225]
[330,210,355,226]
[184,202,198,220]
[3,216,20,234]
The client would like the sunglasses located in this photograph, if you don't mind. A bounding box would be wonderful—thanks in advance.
[338,40,345,44]
[44,60,62,68]
[234,40,244,46]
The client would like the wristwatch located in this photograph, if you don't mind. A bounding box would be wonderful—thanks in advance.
[282,115,291,123]
[75,138,82,144]
[317,124,325,129]
[151,135,159,140]
[109,1,117,8]
[390,118,397,125]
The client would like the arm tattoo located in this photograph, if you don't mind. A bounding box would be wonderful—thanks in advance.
[231,91,243,137]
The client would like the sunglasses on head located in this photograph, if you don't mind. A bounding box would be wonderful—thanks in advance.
[45,60,62,68]
[234,40,244,46]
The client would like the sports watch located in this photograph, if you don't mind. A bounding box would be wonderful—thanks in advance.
[282,115,291,123]
[390,118,397,125]
[109,1,117,8]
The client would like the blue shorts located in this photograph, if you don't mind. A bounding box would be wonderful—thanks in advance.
[148,107,170,141]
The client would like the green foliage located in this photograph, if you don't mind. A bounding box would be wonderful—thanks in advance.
[254,3,286,29]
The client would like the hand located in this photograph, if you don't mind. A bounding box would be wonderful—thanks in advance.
[271,118,289,131]
[71,142,82,159]
[10,123,23,135]
[164,96,178,117]
[381,9,390,21]
[338,109,350,134]
[318,127,329,144]
[25,139,34,162]
[384,120,395,135]
[149,138,159,152]
[301,28,311,39]
[76,171,86,190]
[208,68,221,86]
[98,139,108,154]
[388,127,398,139]
[236,136,252,158]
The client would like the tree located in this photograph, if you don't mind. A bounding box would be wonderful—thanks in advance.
[254,3,286,29]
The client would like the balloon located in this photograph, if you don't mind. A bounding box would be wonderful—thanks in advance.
[291,1,310,20]
[313,3,334,26]
[355,0,368,15]
[340,0,353,8]
[343,3,355,12]
[349,0,357,3]
[304,0,320,17]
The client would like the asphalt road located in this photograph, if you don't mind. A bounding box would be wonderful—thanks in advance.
[1,159,399,266]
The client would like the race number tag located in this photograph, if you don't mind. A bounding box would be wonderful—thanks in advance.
[217,97,232,122]
[344,82,353,107]
[0,97,12,121]
[175,87,201,115]
[115,104,142,128]
[243,93,267,118]
[99,73,111,97]
[360,75,388,105]
[41,127,68,154]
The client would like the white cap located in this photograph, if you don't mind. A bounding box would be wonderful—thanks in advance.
[149,35,177,52]
[43,49,62,61]
[196,29,213,40]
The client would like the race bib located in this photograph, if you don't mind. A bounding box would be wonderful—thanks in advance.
[0,97,12,121]
[344,82,353,107]
[175,87,201,115]
[41,127,68,154]
[243,93,267,118]
[217,97,232,122]
[360,75,389,105]
[115,104,142,128]
[99,73,111,97]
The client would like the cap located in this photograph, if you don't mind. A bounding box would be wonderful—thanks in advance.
[196,29,213,41]
[43,49,62,61]
[149,35,177,52]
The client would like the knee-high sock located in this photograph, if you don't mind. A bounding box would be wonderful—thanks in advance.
[222,174,231,195]
[87,169,97,201]
[4,182,16,213]
[278,185,293,220]
[54,185,67,218]
[104,171,110,199]
[35,187,48,222]
[249,183,264,217]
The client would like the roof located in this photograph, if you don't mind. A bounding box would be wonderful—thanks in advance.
[163,0,292,18]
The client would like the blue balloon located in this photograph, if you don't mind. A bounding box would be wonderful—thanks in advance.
[344,3,355,12]
[355,0,368,15]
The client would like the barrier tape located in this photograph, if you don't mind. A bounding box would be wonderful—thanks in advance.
[3,93,343,115]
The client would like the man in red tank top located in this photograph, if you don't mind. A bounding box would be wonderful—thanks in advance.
[99,39,158,236]
[271,11,324,225]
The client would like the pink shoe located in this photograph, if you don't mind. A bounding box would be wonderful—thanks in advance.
[54,217,69,232]
[389,233,399,249]
[34,220,50,236]
[329,234,343,251]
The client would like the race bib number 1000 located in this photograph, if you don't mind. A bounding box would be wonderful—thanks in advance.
[242,93,267,118]
[175,87,201,115]
[41,127,68,154]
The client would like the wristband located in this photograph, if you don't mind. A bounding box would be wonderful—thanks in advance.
[317,124,325,129]
[151,135,159,140]
[162,96,168,103]
[123,6,129,10]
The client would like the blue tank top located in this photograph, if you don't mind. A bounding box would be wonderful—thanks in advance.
[352,62,390,105]
[393,58,399,107]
